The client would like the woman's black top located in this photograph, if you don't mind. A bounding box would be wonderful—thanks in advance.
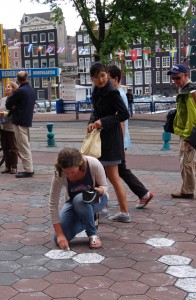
[90,81,129,161]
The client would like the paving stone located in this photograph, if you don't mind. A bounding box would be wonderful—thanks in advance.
[11,292,52,300]
[128,251,160,262]
[45,283,83,298]
[44,249,76,259]
[0,286,18,300]
[16,255,50,266]
[0,273,20,285]
[13,278,50,292]
[75,264,109,276]
[145,237,175,247]
[18,245,49,255]
[44,271,81,284]
[186,293,196,300]
[111,280,149,295]
[0,250,22,261]
[120,296,151,300]
[175,278,196,293]
[24,224,49,232]
[102,257,135,269]
[166,265,196,278]
[139,272,176,287]
[106,268,141,281]
[78,288,119,300]
[133,260,167,273]
[44,259,78,271]
[158,255,192,266]
[14,266,50,278]
[77,275,114,289]
[146,286,187,300]
[73,253,105,264]
[0,260,21,272]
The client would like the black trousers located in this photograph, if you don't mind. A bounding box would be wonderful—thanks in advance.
[1,130,18,169]
[118,157,148,199]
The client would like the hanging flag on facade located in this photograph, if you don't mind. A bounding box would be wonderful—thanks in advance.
[8,40,14,47]
[57,47,65,53]
[183,45,192,57]
[169,48,177,58]
[130,49,137,61]
[37,45,43,52]
[71,48,76,55]
[46,45,54,53]
[15,42,23,47]
[79,49,87,55]
[28,44,33,52]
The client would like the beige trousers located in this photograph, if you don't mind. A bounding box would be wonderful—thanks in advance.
[14,125,33,173]
[179,137,195,194]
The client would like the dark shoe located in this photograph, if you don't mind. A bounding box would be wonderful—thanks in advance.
[15,172,33,178]
[18,171,34,175]
[10,168,17,174]
[1,168,11,174]
[171,192,194,199]
[136,192,153,209]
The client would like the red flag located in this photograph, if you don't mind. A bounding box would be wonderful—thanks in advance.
[130,49,137,61]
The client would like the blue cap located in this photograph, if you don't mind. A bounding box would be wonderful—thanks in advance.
[167,64,188,75]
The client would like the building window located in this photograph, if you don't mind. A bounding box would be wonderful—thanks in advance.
[125,60,132,69]
[84,35,90,43]
[126,73,133,85]
[79,58,84,69]
[24,46,30,57]
[32,34,38,43]
[40,33,46,42]
[25,60,31,68]
[77,34,83,42]
[34,78,40,88]
[14,51,18,58]
[91,45,96,54]
[134,48,142,56]
[172,57,177,65]
[86,74,91,84]
[42,78,48,88]
[85,57,91,68]
[135,71,143,85]
[156,71,160,83]
[144,58,151,68]
[80,74,85,85]
[37,90,45,99]
[14,61,19,67]
[41,59,47,68]
[48,32,54,41]
[32,46,38,56]
[23,35,29,44]
[145,71,151,84]
[33,60,39,68]
[156,57,160,68]
[49,58,55,67]
[40,45,46,56]
[133,37,141,44]
[162,56,170,67]
[47,44,55,55]
[84,46,90,54]
[162,71,170,83]
[134,59,142,69]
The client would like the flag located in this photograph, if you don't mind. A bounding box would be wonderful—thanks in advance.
[130,49,137,61]
[8,40,14,47]
[28,44,33,52]
[79,48,87,55]
[37,45,43,52]
[183,45,192,57]
[169,48,177,58]
[57,47,65,53]
[71,48,76,55]
[16,42,23,47]
[46,45,54,53]
[142,49,150,60]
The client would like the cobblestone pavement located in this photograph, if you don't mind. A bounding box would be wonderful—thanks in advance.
[0,112,196,300]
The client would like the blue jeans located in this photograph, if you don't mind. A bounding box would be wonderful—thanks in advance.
[54,192,108,242]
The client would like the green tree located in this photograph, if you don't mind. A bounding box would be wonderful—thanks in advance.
[27,0,194,58]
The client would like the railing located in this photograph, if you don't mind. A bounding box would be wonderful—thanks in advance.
[61,100,177,119]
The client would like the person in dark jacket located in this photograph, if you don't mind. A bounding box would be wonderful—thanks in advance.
[6,71,36,178]
[88,62,131,223]
[126,88,134,117]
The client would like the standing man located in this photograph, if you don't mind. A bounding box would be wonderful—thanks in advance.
[167,64,196,198]
[126,88,134,117]
[6,71,36,178]
[107,65,153,208]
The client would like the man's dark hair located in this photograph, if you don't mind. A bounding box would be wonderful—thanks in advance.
[90,62,107,77]
[107,65,121,83]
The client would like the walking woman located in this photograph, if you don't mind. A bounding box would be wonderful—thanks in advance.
[0,81,18,174]
[89,62,131,222]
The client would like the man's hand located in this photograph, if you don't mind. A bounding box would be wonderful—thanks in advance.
[57,234,70,250]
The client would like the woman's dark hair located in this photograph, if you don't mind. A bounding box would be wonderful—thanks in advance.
[55,147,86,177]
[90,61,108,77]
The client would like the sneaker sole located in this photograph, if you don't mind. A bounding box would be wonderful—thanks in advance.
[108,217,131,223]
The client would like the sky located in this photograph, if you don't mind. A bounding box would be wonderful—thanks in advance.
[0,0,82,36]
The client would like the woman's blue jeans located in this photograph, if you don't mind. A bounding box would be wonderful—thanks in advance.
[54,192,108,243]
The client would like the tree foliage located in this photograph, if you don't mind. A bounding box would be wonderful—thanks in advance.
[26,0,194,58]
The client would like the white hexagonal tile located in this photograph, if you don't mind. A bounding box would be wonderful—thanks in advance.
[158,255,191,266]
[175,278,196,293]
[75,230,88,238]
[145,237,175,247]
[166,265,196,278]
[44,249,76,259]
[73,253,105,264]
[186,294,196,300]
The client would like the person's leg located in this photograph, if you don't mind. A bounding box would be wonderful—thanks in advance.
[118,158,148,198]
[179,138,195,194]
[105,164,128,213]
[1,130,11,171]
[54,200,85,244]
[14,125,33,172]
[7,131,18,170]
